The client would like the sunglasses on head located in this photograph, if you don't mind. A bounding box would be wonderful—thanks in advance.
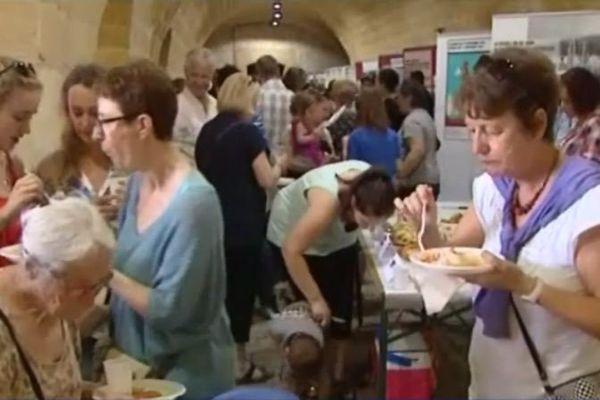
[0,61,36,78]
[474,55,516,82]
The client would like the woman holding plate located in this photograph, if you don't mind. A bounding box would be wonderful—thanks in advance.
[397,47,600,399]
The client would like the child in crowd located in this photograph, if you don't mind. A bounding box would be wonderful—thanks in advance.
[287,89,331,177]
[270,302,330,400]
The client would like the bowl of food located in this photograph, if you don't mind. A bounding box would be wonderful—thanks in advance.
[409,247,492,275]
[94,379,186,400]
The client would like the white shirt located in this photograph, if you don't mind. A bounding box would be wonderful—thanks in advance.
[256,79,294,156]
[469,173,600,399]
[173,87,217,165]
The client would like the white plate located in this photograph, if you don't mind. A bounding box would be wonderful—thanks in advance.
[94,379,186,400]
[409,247,492,275]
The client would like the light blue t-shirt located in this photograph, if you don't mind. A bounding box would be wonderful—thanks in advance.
[347,126,404,177]
[111,171,234,400]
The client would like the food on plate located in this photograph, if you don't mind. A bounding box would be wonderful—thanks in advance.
[417,251,440,263]
[441,212,464,224]
[416,247,485,268]
[438,223,457,240]
[391,222,419,258]
[444,248,485,267]
[132,388,162,399]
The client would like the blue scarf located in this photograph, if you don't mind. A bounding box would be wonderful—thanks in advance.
[475,156,600,338]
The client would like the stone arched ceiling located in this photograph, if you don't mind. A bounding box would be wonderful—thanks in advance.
[149,0,600,63]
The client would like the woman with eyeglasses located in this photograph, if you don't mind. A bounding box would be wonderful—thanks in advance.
[34,64,127,223]
[0,56,46,266]
[97,60,234,400]
[0,197,114,399]
[397,48,600,398]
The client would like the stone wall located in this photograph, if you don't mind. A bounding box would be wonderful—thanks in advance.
[206,23,349,74]
[1,0,599,168]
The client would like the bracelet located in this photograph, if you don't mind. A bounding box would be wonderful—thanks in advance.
[521,278,544,303]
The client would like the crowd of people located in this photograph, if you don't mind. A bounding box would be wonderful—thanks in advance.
[0,42,598,400]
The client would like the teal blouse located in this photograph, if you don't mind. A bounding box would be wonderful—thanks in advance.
[110,171,234,400]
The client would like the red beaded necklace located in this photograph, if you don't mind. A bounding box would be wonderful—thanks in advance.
[511,151,559,216]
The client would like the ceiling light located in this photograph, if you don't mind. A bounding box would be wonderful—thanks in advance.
[273,11,283,19]
[273,1,282,11]
[270,19,280,27]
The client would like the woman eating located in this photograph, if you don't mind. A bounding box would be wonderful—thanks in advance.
[0,197,114,399]
[35,64,125,222]
[98,60,234,400]
[0,56,45,266]
[397,48,600,398]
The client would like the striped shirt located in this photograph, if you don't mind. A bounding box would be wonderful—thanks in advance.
[256,79,294,156]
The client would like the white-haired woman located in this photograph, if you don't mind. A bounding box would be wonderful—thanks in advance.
[173,47,218,165]
[0,197,114,399]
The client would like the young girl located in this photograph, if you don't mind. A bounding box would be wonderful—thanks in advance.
[288,89,330,177]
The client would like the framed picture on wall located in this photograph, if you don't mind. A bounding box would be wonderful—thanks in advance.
[379,53,404,80]
[445,38,490,127]
[403,46,436,90]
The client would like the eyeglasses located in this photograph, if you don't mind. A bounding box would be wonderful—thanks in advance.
[93,113,139,140]
[88,271,114,295]
[69,271,114,298]
[0,61,36,78]
[474,55,516,82]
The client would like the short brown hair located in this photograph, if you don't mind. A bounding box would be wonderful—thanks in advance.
[339,167,396,230]
[256,55,280,79]
[100,60,177,141]
[356,87,389,132]
[560,67,600,117]
[283,67,308,93]
[287,335,322,377]
[0,56,41,107]
[290,89,326,116]
[458,47,558,141]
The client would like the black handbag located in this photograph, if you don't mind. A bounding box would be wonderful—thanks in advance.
[0,307,45,400]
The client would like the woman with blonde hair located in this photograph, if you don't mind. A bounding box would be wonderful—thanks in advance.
[0,56,45,266]
[196,72,285,384]
[35,64,125,223]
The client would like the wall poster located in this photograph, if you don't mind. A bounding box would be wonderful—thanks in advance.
[445,37,491,127]
[403,46,436,90]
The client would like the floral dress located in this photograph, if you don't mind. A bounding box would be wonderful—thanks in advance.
[0,317,82,399]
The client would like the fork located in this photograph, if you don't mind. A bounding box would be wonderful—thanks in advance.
[418,203,427,252]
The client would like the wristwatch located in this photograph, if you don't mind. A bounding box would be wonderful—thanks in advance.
[521,277,544,303]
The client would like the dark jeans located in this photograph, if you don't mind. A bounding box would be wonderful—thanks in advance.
[268,242,360,339]
[257,240,278,311]
[224,243,263,344]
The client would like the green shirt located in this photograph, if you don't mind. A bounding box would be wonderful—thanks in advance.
[267,160,370,256]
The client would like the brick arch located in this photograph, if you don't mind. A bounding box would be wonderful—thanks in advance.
[95,0,133,66]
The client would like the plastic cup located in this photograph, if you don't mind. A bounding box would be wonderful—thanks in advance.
[103,358,132,395]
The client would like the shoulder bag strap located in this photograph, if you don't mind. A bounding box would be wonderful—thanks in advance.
[510,296,554,395]
[0,308,46,400]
